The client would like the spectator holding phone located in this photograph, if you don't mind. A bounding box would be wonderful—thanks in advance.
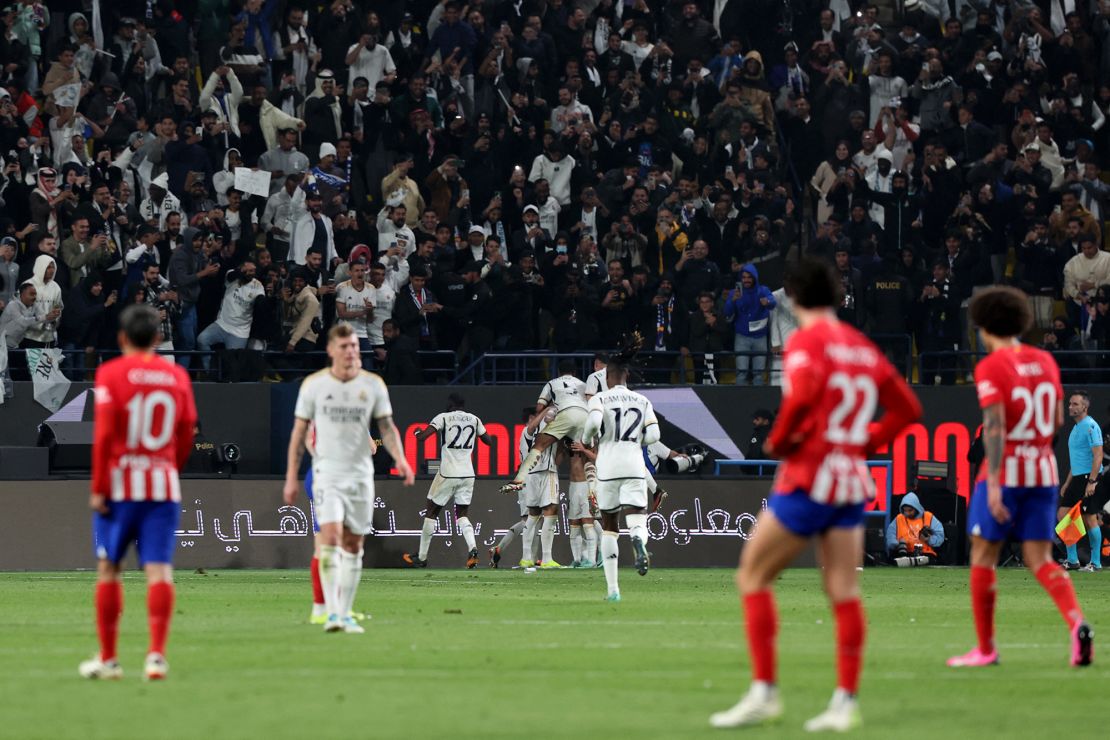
[724,263,775,386]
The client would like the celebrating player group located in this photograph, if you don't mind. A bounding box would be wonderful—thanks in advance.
[82,260,1095,735]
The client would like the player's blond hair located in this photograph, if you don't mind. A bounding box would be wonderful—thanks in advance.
[327,323,356,344]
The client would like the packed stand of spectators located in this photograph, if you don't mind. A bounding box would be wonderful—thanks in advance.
[0,0,1108,385]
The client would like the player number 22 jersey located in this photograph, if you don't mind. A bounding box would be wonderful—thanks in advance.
[429,410,486,478]
[974,345,1061,488]
[770,319,920,505]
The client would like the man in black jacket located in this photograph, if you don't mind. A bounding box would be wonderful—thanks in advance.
[916,261,961,385]
[380,318,421,384]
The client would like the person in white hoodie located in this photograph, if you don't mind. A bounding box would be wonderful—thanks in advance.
[528,141,576,206]
[212,148,243,206]
[23,255,63,347]
[768,284,798,386]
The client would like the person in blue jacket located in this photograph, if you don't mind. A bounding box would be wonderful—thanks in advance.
[724,263,776,385]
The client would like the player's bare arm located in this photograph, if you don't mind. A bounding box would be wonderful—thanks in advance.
[378,415,415,486]
[283,417,310,504]
[1086,445,1103,498]
[569,440,597,461]
[982,403,1009,524]
[526,403,549,434]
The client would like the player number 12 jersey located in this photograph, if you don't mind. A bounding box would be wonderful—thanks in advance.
[586,385,659,479]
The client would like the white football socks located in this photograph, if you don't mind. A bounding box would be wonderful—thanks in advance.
[582,522,597,564]
[337,549,363,617]
[593,521,604,562]
[457,517,477,551]
[626,513,649,545]
[540,515,557,563]
[319,545,342,616]
[569,525,583,563]
[418,518,435,561]
[601,532,620,596]
[499,520,525,551]
[514,447,541,484]
[522,515,540,561]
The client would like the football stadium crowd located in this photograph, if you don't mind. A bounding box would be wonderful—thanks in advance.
[1,0,1109,384]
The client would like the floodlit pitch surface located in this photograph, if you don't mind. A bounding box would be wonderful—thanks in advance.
[1,568,1102,738]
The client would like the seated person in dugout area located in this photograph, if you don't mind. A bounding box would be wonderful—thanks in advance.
[885,492,945,565]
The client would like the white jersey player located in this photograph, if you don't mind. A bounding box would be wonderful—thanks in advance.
[584,352,610,400]
[516,416,563,568]
[582,355,660,601]
[578,352,612,566]
[501,360,588,494]
[284,324,414,634]
[404,394,492,569]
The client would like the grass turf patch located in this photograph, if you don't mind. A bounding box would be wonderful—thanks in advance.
[0,567,1101,738]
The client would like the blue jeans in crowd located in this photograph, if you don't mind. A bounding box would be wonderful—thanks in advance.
[197,323,248,371]
[734,333,768,386]
[176,304,198,368]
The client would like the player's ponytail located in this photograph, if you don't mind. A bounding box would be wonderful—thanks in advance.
[610,331,643,369]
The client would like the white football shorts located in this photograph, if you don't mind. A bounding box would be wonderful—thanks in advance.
[428,474,475,506]
[541,406,588,441]
[567,481,592,519]
[312,472,374,535]
[524,470,559,509]
[595,477,648,513]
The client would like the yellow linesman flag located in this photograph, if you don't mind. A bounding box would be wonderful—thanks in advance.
[1055,502,1088,546]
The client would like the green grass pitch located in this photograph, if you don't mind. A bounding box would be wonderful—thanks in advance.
[1,567,1102,739]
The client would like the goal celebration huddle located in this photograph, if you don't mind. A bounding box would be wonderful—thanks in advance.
[82,260,1094,732]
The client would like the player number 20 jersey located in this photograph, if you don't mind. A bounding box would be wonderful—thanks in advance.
[429,410,486,478]
[586,386,659,480]
[973,345,1061,488]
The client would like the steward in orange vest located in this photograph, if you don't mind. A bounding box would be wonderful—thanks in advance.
[885,492,944,562]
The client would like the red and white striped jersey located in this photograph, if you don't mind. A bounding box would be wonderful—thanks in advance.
[770,318,921,505]
[974,345,1061,488]
[92,353,197,502]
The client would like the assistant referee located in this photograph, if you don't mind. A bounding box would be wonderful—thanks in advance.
[1059,391,1105,571]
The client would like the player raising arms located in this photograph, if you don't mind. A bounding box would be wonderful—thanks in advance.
[80,305,197,681]
[948,286,1093,668]
[710,259,921,731]
[403,394,492,568]
[581,338,660,601]
[284,324,414,634]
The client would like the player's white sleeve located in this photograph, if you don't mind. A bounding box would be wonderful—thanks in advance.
[371,375,394,420]
[642,403,660,446]
[428,412,446,431]
[583,397,603,442]
[293,378,316,420]
[585,373,598,397]
[647,440,672,461]
[537,381,553,407]
[475,416,487,436]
